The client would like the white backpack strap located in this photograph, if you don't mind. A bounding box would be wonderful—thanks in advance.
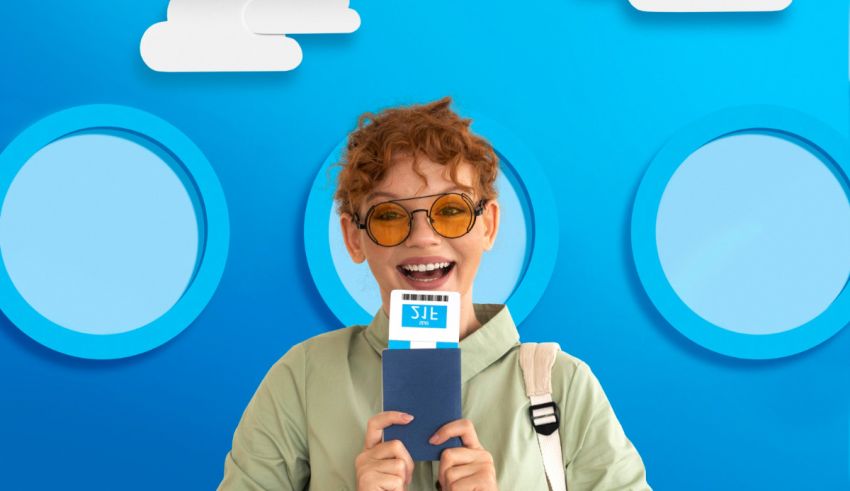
[519,342,567,491]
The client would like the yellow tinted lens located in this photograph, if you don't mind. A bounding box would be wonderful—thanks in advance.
[431,194,473,238]
[368,202,410,245]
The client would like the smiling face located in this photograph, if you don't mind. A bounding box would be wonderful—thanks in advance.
[340,154,499,315]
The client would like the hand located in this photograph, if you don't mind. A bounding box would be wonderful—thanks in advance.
[430,418,498,491]
[355,411,416,491]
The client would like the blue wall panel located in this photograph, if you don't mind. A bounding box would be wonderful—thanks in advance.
[1,1,849,489]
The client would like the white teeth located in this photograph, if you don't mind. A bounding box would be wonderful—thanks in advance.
[401,262,451,272]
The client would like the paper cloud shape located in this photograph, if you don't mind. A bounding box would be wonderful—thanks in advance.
[140,0,302,72]
[245,0,360,34]
[629,0,791,12]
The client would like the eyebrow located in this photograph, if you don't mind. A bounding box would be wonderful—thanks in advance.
[365,186,466,204]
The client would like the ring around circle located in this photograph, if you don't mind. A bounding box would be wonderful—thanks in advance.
[631,105,850,359]
[304,114,558,328]
[0,105,230,359]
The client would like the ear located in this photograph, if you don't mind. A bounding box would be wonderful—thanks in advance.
[481,200,499,251]
[340,212,367,263]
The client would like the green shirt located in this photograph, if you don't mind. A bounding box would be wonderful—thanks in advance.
[218,304,650,490]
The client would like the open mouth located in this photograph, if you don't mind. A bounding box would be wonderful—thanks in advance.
[396,261,456,283]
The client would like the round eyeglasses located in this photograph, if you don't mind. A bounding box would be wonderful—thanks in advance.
[353,192,488,247]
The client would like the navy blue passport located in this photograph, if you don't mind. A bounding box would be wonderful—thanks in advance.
[382,347,462,461]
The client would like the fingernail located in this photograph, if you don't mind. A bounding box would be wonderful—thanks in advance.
[429,435,438,444]
[402,413,414,421]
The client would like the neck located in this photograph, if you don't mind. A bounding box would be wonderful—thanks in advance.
[458,292,480,341]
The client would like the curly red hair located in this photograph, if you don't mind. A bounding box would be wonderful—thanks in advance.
[333,97,499,217]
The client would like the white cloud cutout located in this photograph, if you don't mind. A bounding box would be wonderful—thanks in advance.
[140,0,302,72]
[245,0,360,35]
[629,0,791,12]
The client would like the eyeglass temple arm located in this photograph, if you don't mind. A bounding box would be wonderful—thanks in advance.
[350,212,368,229]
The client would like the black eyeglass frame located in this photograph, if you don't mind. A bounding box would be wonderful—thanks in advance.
[352,192,488,247]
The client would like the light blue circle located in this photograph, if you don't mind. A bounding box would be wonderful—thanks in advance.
[2,132,199,334]
[305,116,557,327]
[657,131,850,335]
[632,105,850,359]
[0,105,230,359]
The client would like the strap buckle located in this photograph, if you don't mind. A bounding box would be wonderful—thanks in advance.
[528,400,560,436]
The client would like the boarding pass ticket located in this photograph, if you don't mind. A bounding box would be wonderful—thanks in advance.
[388,289,460,349]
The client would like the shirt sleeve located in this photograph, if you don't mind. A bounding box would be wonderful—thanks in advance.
[561,359,651,491]
[218,343,311,491]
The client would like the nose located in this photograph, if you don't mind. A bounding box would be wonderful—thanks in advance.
[405,209,440,247]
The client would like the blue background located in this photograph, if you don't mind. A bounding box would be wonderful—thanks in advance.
[1,1,849,489]
[403,304,448,328]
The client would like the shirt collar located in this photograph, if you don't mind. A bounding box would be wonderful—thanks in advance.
[362,303,521,384]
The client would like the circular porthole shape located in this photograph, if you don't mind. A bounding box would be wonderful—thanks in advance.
[0,105,229,359]
[632,105,850,359]
[304,116,557,327]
